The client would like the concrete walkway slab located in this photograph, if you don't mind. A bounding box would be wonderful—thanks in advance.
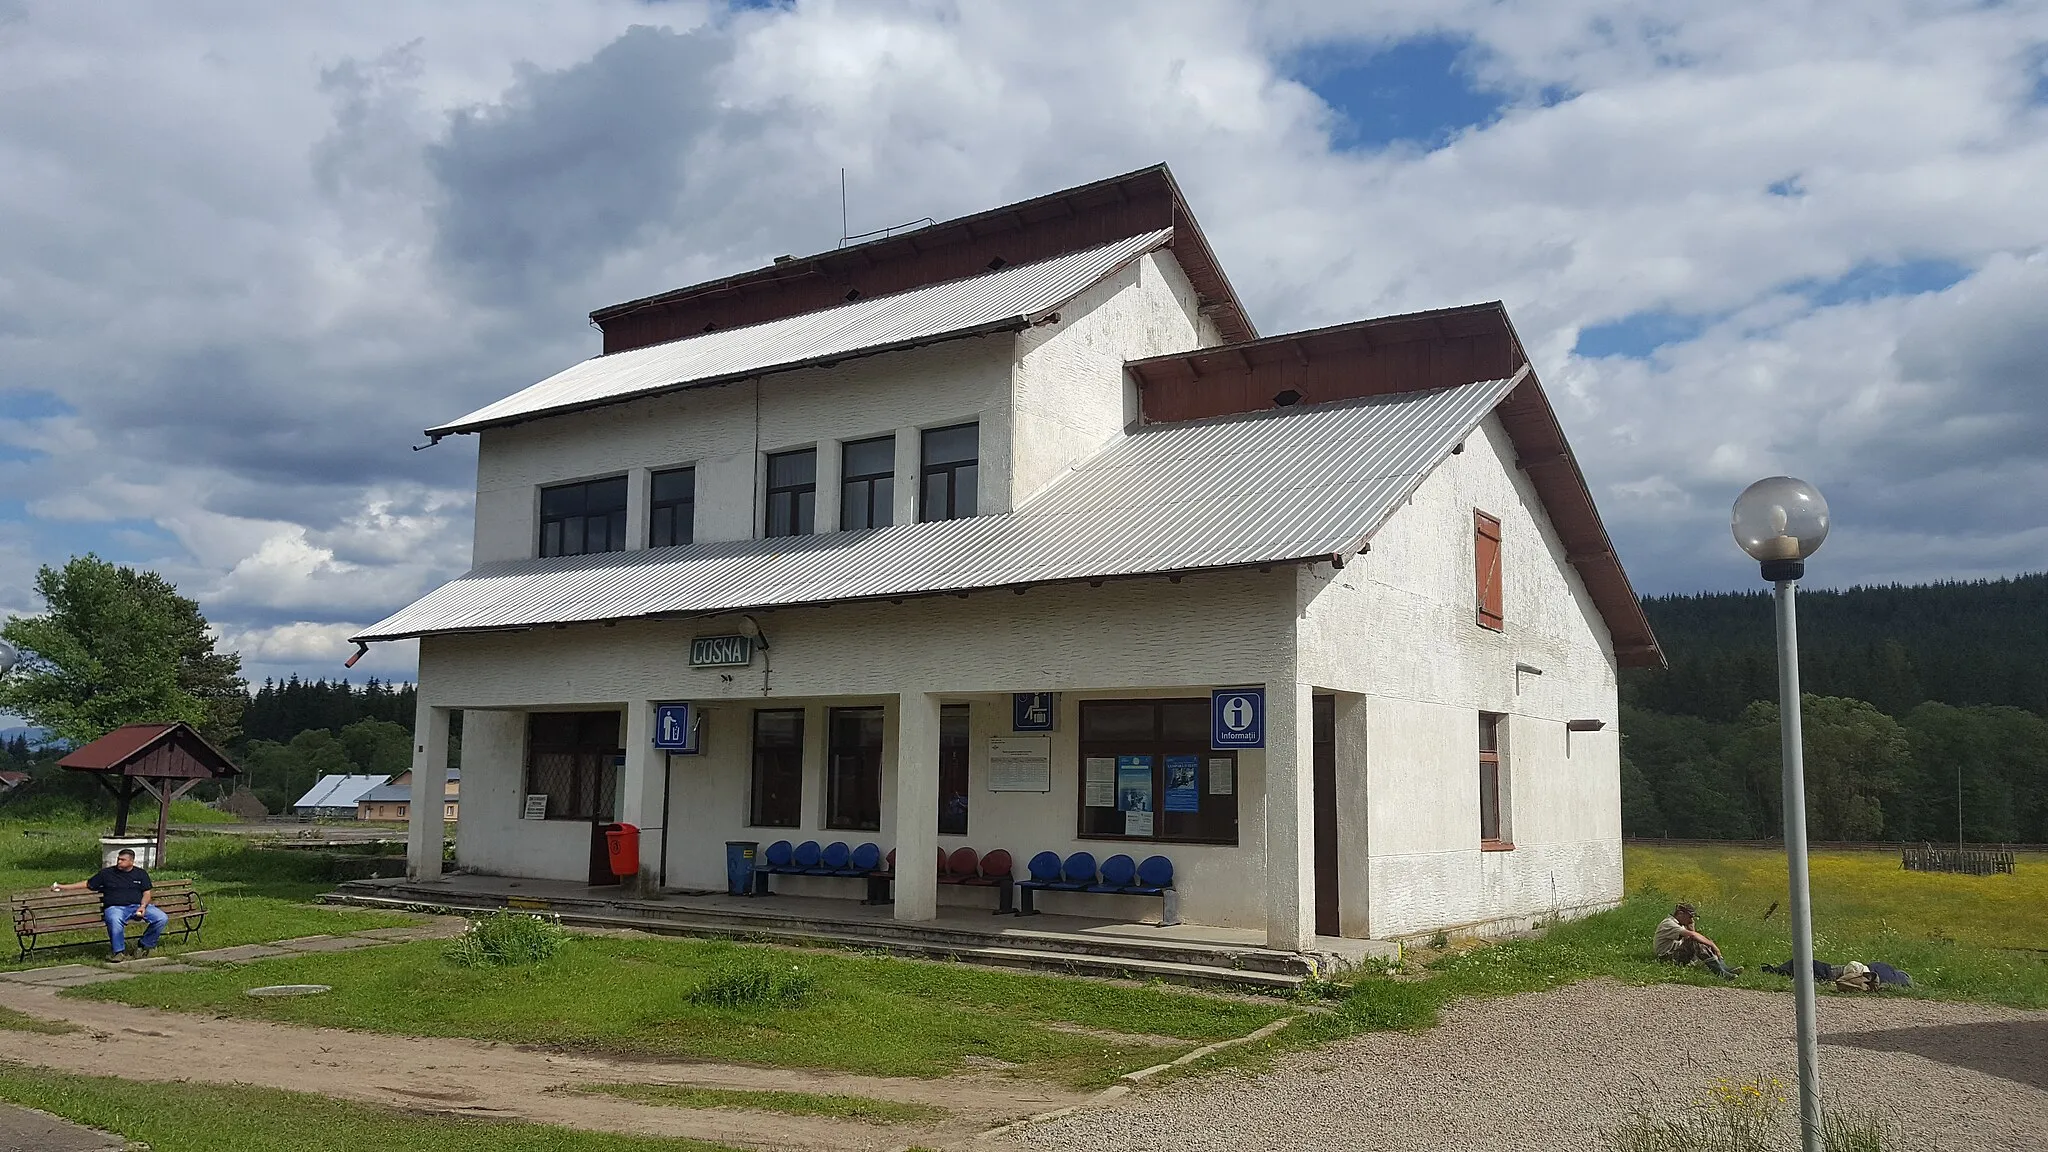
[276,936,380,953]
[0,1102,124,1152]
[180,943,289,963]
[4,966,105,985]
[37,970,134,987]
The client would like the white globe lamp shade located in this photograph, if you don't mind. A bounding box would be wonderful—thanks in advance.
[0,639,17,676]
[1732,476,1829,579]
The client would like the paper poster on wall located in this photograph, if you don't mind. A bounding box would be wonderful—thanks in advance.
[1207,758,1234,795]
[1115,755,1153,813]
[1124,809,1155,836]
[1164,755,1200,812]
[521,794,549,820]
[988,737,1052,792]
[1084,757,1117,807]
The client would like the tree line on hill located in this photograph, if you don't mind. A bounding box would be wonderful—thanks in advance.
[0,555,435,816]
[1621,574,2048,845]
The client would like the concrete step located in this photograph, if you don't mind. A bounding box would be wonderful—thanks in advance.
[334,877,1314,977]
[326,884,1308,992]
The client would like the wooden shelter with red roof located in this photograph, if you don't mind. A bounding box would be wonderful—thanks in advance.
[58,722,241,864]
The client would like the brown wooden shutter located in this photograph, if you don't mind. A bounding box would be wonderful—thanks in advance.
[1474,511,1504,631]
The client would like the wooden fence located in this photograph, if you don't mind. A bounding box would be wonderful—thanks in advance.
[1901,844,2017,875]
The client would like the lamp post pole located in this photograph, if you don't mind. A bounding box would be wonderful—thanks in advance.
[1733,475,1831,1152]
[1772,576,1823,1151]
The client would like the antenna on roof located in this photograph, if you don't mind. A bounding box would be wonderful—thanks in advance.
[835,166,934,248]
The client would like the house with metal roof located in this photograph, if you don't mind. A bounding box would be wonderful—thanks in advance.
[292,774,389,818]
[357,164,1660,950]
[357,769,459,823]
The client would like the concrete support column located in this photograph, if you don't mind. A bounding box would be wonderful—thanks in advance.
[1264,680,1315,951]
[406,703,452,880]
[893,426,920,526]
[893,690,942,921]
[618,700,668,897]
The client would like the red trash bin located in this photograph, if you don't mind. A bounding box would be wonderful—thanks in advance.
[604,823,640,878]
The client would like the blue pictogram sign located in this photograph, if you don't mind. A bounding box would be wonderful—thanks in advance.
[654,703,698,752]
[1012,693,1057,732]
[1211,689,1264,749]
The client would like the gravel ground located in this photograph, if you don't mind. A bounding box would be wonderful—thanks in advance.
[997,979,2048,1152]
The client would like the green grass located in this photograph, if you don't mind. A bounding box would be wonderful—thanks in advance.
[0,1062,742,1151]
[0,1005,75,1034]
[577,1082,948,1126]
[0,821,419,970]
[78,933,1290,1087]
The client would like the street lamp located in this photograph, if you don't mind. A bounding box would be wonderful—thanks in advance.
[1732,475,1829,1152]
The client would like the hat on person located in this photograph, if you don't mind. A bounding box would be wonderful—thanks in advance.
[1673,902,1696,917]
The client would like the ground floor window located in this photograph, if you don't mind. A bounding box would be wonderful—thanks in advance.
[938,704,970,834]
[751,709,805,828]
[1480,711,1508,846]
[524,711,621,821]
[827,708,883,831]
[1077,699,1237,844]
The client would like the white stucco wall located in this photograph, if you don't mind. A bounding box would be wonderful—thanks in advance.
[1009,250,1213,506]
[418,571,1296,928]
[469,335,1015,564]
[1298,414,1623,939]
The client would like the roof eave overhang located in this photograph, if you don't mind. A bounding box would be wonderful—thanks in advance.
[350,552,1342,645]
[425,314,1035,440]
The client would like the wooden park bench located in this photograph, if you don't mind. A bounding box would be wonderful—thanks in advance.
[10,877,207,960]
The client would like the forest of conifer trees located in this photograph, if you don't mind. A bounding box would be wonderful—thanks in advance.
[1621,573,2048,844]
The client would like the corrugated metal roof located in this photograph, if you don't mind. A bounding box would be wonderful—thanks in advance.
[356,371,1524,642]
[292,774,389,810]
[358,783,415,804]
[429,229,1175,437]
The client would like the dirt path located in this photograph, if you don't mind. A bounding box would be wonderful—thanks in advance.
[0,981,1086,1150]
[993,979,2048,1152]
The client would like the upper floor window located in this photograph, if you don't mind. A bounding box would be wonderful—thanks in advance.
[539,476,627,558]
[840,435,895,531]
[920,422,978,522]
[765,448,816,537]
[1474,510,1504,631]
[649,467,695,548]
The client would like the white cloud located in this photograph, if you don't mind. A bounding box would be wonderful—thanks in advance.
[1,0,2044,691]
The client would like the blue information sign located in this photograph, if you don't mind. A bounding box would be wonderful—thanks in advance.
[1211,688,1264,749]
[1012,692,1057,732]
[653,703,698,752]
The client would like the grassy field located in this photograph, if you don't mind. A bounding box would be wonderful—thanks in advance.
[79,933,1288,1087]
[0,821,418,969]
[0,1063,742,1152]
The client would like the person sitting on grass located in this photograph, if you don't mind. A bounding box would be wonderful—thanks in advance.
[1655,902,1742,979]
[48,849,166,962]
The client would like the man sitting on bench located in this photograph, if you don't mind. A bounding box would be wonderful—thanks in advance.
[50,849,165,961]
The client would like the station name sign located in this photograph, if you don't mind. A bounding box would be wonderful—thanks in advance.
[688,634,754,667]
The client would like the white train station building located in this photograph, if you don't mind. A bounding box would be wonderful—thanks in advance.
[359,166,1662,951]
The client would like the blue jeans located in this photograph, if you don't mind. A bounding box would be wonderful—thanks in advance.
[103,904,168,954]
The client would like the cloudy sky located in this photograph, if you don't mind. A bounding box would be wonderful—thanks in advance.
[1,0,2044,695]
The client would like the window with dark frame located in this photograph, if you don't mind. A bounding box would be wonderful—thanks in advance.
[523,711,622,821]
[749,709,805,827]
[1480,712,1507,846]
[919,423,978,522]
[538,476,628,558]
[826,707,884,831]
[839,436,895,531]
[1077,699,1237,845]
[1475,510,1504,630]
[938,704,970,835]
[649,467,695,548]
[765,449,817,537]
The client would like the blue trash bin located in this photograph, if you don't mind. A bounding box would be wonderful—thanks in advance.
[725,840,759,897]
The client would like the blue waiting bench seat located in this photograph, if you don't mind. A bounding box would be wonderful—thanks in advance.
[1017,851,1180,926]
[751,840,883,896]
